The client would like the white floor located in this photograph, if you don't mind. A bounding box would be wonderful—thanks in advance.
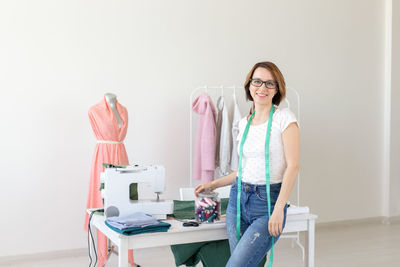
[1,219,399,267]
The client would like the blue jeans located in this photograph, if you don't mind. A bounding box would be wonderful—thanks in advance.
[225,178,287,267]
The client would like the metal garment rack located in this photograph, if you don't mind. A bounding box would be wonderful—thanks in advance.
[189,85,306,260]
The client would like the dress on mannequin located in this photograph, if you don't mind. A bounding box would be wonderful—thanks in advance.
[85,95,137,267]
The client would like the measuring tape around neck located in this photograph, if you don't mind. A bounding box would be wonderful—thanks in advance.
[237,105,275,266]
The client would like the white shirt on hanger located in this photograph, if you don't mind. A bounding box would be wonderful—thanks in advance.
[215,96,231,176]
[230,98,242,171]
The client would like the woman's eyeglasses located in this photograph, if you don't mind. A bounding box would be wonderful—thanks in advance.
[250,79,278,89]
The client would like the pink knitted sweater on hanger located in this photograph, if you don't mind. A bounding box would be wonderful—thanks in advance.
[192,93,217,182]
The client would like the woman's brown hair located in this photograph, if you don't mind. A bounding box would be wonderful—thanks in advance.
[244,62,286,109]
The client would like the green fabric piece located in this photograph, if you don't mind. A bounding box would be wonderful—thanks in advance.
[170,241,206,266]
[173,200,195,219]
[105,220,171,235]
[170,240,230,267]
[197,240,230,267]
[220,198,228,214]
[259,256,267,267]
[171,198,229,220]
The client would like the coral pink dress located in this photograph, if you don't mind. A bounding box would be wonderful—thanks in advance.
[84,97,134,267]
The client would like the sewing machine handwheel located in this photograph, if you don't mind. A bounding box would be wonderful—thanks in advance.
[105,206,119,218]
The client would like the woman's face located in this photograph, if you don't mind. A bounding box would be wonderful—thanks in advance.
[249,67,278,106]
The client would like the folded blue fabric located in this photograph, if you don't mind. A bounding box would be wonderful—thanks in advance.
[106,212,160,230]
[105,220,171,236]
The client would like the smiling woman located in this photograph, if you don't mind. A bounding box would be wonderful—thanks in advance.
[195,61,300,267]
[244,62,286,114]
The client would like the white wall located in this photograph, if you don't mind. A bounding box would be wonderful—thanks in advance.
[390,0,400,217]
[0,0,387,257]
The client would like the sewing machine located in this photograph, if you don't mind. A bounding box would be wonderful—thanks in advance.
[101,165,173,219]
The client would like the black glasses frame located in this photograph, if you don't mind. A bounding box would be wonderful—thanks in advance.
[250,79,278,89]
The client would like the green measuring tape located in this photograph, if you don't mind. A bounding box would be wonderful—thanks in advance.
[237,105,275,267]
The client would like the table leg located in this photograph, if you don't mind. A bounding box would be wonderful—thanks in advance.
[305,219,315,267]
[118,238,129,267]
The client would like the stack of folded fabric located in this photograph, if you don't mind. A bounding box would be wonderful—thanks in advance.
[105,212,171,235]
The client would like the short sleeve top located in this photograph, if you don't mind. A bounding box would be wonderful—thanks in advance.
[236,107,298,184]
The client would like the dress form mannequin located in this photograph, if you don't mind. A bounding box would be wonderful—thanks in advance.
[104,93,122,128]
[86,95,136,266]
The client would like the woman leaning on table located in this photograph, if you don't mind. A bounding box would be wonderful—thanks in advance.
[195,62,300,267]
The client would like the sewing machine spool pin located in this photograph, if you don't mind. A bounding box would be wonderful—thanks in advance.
[152,192,164,202]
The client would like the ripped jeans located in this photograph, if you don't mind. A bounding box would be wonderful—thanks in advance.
[225,178,287,267]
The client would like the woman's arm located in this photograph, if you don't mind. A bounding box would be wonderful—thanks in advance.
[269,122,300,236]
[194,170,237,197]
[276,122,300,208]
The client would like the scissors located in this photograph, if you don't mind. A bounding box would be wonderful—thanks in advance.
[182,221,199,227]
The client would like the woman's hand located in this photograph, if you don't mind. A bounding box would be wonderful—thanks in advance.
[194,182,213,197]
[268,206,285,237]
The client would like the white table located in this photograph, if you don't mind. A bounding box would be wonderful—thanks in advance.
[88,211,317,267]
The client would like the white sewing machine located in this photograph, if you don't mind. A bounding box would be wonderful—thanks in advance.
[101,165,173,219]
